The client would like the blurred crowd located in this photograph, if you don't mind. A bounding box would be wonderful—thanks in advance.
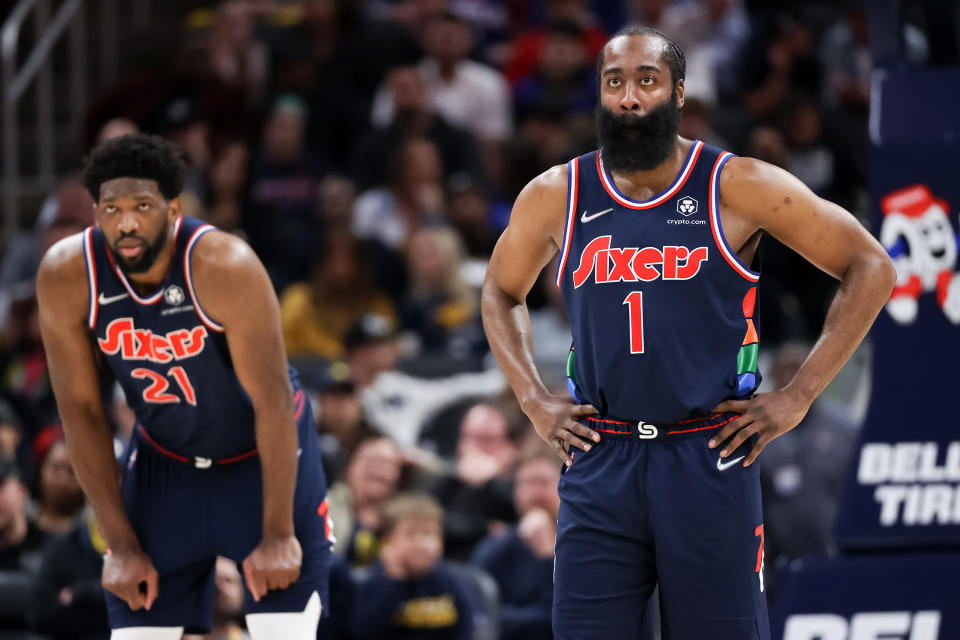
[0,0,923,637]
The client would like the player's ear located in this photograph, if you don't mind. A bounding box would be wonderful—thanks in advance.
[167,197,182,219]
[91,200,102,229]
[675,78,685,110]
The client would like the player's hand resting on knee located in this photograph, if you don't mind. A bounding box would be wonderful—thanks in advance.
[242,534,302,602]
[708,390,811,466]
[523,393,601,466]
[102,547,159,611]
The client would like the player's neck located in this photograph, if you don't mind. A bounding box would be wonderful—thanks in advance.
[606,137,692,201]
[125,233,176,294]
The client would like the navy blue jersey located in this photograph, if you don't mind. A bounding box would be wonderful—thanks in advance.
[83,216,287,459]
[556,141,762,423]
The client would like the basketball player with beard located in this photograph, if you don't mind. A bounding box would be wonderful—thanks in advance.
[36,134,331,639]
[481,27,895,639]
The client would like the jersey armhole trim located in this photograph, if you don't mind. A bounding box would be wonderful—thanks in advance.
[709,153,761,282]
[184,225,226,333]
[555,158,579,287]
[82,227,98,329]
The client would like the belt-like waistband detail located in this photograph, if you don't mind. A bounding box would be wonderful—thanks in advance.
[136,424,258,468]
[583,411,739,440]
[133,390,306,468]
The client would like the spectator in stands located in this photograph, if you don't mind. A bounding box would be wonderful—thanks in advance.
[201,0,269,110]
[356,66,483,190]
[427,403,518,560]
[745,125,789,169]
[0,457,48,632]
[352,493,474,639]
[345,314,402,390]
[778,98,836,198]
[677,98,731,150]
[528,259,573,392]
[0,402,22,464]
[314,362,380,483]
[514,20,598,122]
[269,0,420,166]
[30,426,85,536]
[401,227,480,357]
[203,140,249,234]
[651,0,751,103]
[344,312,506,447]
[759,342,859,588]
[353,136,448,251]
[820,7,872,113]
[417,11,512,144]
[472,445,560,640]
[0,180,94,292]
[159,97,211,219]
[280,230,396,360]
[327,437,406,567]
[417,9,513,192]
[27,511,109,640]
[95,118,139,146]
[445,173,505,259]
[738,14,822,119]
[208,557,251,640]
[0,295,57,439]
[245,94,329,291]
[503,0,608,87]
[319,175,409,303]
[318,174,357,229]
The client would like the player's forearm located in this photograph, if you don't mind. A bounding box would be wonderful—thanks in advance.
[61,411,139,551]
[254,400,298,537]
[480,279,550,410]
[785,251,896,405]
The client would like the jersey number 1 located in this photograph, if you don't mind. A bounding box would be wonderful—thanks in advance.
[132,366,197,406]
[623,291,644,354]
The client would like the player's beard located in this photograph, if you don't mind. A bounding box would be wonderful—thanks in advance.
[109,223,168,274]
[594,91,682,173]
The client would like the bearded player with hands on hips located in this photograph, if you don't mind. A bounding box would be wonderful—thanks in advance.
[481,27,895,640]
[37,134,331,639]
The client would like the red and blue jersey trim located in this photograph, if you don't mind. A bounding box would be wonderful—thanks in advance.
[708,153,761,282]
[184,224,225,333]
[105,216,185,304]
[597,140,703,210]
[556,158,580,287]
[82,228,98,329]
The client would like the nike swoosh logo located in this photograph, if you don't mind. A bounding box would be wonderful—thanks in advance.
[98,292,129,305]
[581,208,614,223]
[717,455,745,471]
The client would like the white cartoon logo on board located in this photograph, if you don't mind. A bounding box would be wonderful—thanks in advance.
[880,184,960,325]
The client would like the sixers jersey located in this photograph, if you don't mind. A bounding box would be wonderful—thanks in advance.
[556,141,762,423]
[83,216,278,459]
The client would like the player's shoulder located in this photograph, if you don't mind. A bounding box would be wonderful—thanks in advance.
[37,231,87,287]
[718,155,793,193]
[514,162,570,210]
[190,228,259,275]
[36,232,88,313]
[530,162,570,193]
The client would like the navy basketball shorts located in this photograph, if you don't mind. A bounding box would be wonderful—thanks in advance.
[553,412,770,640]
[106,390,332,633]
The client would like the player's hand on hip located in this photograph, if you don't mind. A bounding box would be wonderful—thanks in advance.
[524,393,601,466]
[101,547,159,611]
[708,389,811,466]
[242,534,302,602]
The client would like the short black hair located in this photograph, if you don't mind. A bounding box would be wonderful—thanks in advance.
[83,134,185,202]
[596,26,686,89]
